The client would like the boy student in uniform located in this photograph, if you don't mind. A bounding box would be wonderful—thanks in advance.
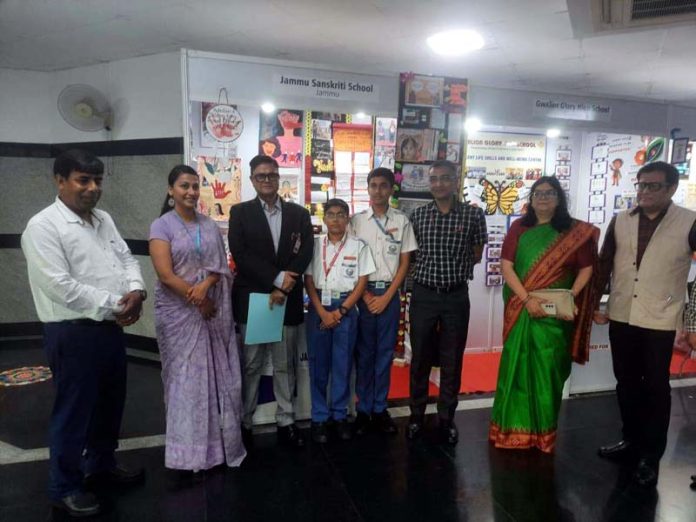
[305,198,376,443]
[351,168,418,435]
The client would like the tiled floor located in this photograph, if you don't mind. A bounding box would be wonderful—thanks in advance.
[1,339,695,521]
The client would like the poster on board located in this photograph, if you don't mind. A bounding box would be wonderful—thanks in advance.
[259,109,304,168]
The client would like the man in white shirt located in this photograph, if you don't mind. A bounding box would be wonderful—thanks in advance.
[351,168,418,435]
[21,149,147,517]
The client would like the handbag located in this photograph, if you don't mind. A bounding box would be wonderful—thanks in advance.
[529,289,575,319]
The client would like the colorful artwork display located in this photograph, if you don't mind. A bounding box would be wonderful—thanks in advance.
[259,109,304,168]
[196,156,242,222]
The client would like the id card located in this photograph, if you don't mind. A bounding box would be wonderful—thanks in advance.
[541,303,557,316]
[321,288,332,306]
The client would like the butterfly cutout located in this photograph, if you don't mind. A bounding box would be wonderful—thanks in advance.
[479,179,523,215]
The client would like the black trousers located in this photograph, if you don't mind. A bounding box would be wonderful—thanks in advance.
[608,320,675,462]
[409,283,470,421]
[43,321,127,500]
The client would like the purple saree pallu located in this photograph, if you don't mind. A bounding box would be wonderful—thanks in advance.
[150,211,246,470]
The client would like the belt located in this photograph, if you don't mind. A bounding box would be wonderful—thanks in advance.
[315,290,350,298]
[61,319,118,326]
[415,282,467,294]
[367,281,391,288]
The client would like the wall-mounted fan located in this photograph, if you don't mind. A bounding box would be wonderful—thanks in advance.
[57,84,113,132]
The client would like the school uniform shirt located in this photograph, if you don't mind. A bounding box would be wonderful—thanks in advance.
[21,197,145,322]
[350,206,418,282]
[306,234,376,293]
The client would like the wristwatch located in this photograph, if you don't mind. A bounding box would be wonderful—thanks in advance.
[136,289,148,301]
[338,305,349,316]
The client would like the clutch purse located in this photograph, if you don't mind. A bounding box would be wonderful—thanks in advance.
[529,289,575,319]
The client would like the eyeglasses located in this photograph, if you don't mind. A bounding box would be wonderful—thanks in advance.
[532,189,558,200]
[253,173,280,182]
[429,175,456,184]
[634,181,670,192]
[325,212,348,221]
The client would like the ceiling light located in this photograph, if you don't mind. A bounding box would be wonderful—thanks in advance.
[355,111,367,119]
[546,128,561,138]
[261,102,276,113]
[427,29,484,56]
[464,117,482,133]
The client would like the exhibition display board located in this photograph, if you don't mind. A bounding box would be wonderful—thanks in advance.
[182,49,694,423]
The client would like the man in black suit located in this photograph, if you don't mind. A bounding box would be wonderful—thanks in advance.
[229,154,314,448]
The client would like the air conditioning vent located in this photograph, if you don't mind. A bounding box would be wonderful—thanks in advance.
[631,0,696,20]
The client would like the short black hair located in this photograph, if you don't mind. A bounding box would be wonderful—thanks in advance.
[367,167,395,186]
[53,149,104,179]
[429,160,457,177]
[249,154,279,173]
[324,198,349,216]
[636,161,679,185]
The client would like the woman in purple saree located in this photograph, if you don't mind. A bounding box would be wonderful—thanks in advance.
[149,165,245,472]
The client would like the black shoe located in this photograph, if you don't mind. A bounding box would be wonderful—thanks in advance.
[311,422,328,444]
[354,412,371,436]
[690,475,696,490]
[241,426,254,449]
[335,419,352,441]
[52,491,100,518]
[633,458,659,487]
[85,465,144,487]
[439,420,458,445]
[373,410,398,434]
[277,424,305,448]
[406,417,423,440]
[598,440,637,461]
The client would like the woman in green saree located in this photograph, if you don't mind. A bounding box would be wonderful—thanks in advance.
[489,176,598,453]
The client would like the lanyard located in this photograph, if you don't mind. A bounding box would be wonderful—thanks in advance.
[372,213,395,241]
[323,235,347,278]
[174,212,203,259]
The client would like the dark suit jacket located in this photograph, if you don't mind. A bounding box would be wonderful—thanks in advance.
[228,197,314,326]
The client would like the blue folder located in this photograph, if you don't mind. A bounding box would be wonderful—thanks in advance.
[244,293,286,345]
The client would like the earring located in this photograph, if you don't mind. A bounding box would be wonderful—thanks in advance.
[168,197,174,207]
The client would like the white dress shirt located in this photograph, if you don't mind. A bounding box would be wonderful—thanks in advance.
[21,197,145,322]
[260,196,287,289]
[350,206,418,282]
[305,234,376,293]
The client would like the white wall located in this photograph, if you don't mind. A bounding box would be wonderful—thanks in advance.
[0,52,182,144]
[0,69,53,143]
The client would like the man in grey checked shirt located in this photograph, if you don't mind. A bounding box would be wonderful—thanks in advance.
[406,159,487,445]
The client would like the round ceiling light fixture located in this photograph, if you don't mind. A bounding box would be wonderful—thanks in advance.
[261,102,276,113]
[546,128,561,138]
[464,117,482,134]
[427,29,484,56]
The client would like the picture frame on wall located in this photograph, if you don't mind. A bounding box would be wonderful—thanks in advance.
[672,137,689,164]
[487,261,501,274]
[589,209,605,224]
[555,165,570,177]
[556,149,571,162]
[559,179,570,190]
[589,193,605,208]
[403,74,445,108]
[591,160,608,176]
[486,274,503,287]
[590,177,607,191]
[592,144,609,160]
